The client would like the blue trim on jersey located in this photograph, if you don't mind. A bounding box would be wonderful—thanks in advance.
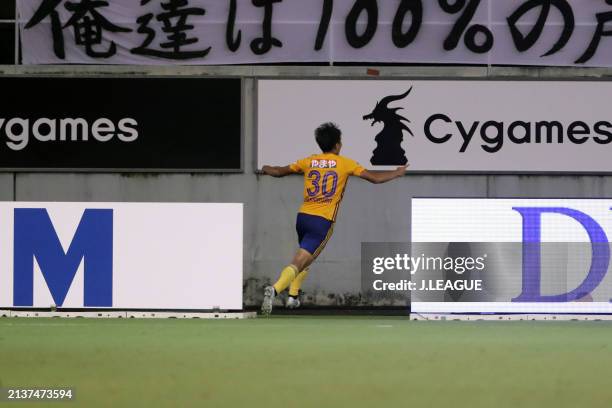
[296,213,334,256]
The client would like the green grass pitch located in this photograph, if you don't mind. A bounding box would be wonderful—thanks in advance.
[1,316,612,407]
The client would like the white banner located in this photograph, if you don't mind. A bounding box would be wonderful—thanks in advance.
[258,79,612,173]
[0,202,243,310]
[411,198,612,314]
[17,0,612,66]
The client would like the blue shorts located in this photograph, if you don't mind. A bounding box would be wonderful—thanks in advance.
[296,213,335,257]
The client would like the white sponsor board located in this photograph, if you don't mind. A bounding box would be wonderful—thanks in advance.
[0,202,242,310]
[258,80,612,173]
[411,198,612,314]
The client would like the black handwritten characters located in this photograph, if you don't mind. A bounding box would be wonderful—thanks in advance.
[439,0,492,53]
[226,0,283,55]
[339,0,612,63]
[577,1,612,64]
[25,0,131,59]
[507,0,574,58]
[363,89,413,166]
[21,0,612,64]
[340,0,422,50]
[132,0,210,60]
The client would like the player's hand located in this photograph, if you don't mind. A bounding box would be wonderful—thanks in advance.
[261,165,273,175]
[396,165,408,175]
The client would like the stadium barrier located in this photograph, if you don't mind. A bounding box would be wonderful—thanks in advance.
[405,198,612,317]
[410,313,612,321]
[1,310,256,319]
[0,202,243,313]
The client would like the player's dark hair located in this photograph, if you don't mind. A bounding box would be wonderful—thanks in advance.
[315,122,341,152]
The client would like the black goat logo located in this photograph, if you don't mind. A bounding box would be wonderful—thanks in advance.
[362,88,413,166]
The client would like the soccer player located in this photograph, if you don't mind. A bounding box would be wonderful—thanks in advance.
[260,122,407,315]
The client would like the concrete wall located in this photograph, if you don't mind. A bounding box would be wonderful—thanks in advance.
[2,65,612,307]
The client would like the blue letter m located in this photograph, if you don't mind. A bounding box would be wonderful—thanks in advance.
[13,209,113,307]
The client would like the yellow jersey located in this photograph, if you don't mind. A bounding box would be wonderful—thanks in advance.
[290,153,365,221]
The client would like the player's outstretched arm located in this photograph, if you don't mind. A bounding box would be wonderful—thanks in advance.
[261,165,296,178]
[359,165,408,184]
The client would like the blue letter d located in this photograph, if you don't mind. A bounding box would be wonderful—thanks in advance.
[512,207,610,302]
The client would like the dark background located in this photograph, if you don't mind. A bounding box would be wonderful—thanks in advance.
[0,0,15,64]
[0,0,15,19]
[0,77,242,171]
